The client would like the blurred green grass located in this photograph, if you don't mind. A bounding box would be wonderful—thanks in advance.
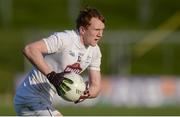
[59,106,180,116]
[1,104,180,116]
[1,94,180,116]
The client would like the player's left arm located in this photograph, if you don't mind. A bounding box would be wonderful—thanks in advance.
[87,69,101,98]
[74,69,101,104]
[87,47,102,98]
[75,46,102,103]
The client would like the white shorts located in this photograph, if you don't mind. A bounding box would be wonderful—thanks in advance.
[14,102,60,116]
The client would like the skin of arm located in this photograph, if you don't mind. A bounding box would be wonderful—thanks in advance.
[88,69,101,98]
[22,40,52,76]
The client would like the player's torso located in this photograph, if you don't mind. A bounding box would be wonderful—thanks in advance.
[45,42,93,74]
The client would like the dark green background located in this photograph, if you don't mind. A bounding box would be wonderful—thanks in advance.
[0,0,180,115]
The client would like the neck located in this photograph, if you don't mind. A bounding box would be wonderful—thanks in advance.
[80,36,89,48]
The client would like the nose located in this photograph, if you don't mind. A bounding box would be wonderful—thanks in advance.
[97,30,103,37]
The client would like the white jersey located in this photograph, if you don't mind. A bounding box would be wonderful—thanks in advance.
[14,30,102,105]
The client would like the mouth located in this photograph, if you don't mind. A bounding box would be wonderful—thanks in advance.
[94,38,99,42]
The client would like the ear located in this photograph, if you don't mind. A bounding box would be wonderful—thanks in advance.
[79,26,86,35]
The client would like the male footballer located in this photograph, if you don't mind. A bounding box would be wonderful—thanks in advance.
[14,6,105,116]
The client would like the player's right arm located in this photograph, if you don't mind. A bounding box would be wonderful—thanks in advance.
[23,33,72,94]
[23,39,67,90]
[23,40,52,76]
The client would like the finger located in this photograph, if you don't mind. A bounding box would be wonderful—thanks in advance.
[64,71,71,74]
[74,90,90,104]
[79,93,90,99]
[79,95,88,99]
[83,93,90,98]
[83,90,90,97]
[74,98,85,104]
[74,95,89,104]
[84,90,89,95]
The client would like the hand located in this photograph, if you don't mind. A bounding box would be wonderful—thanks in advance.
[74,89,90,104]
[47,71,70,95]
[74,81,90,104]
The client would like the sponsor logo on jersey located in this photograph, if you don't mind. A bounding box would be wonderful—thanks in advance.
[64,63,82,74]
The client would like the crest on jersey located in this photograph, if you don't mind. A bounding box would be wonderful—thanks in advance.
[77,55,81,62]
[77,52,84,62]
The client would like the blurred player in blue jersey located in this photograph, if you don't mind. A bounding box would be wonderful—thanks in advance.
[14,6,105,116]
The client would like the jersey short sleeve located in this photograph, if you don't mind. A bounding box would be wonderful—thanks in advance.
[43,32,72,53]
[89,46,102,71]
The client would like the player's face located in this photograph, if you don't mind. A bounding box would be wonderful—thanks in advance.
[82,17,105,47]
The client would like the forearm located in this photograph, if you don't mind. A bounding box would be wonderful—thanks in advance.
[88,84,101,98]
[87,70,102,98]
[23,45,52,76]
